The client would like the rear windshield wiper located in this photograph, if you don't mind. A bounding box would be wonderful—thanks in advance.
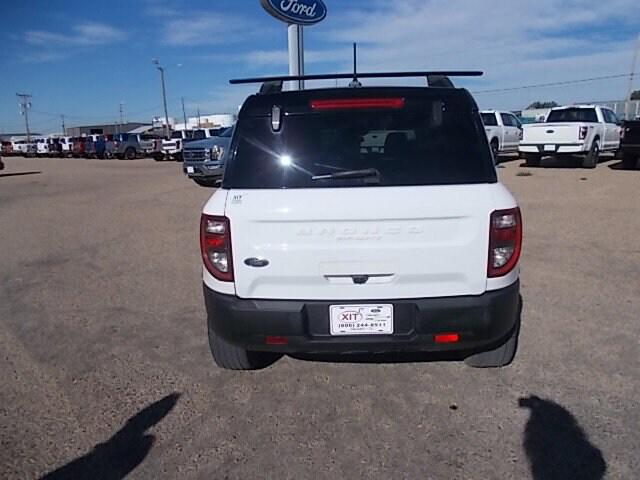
[311,168,381,182]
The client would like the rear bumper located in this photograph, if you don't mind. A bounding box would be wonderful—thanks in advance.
[621,144,640,155]
[204,281,520,354]
[519,143,586,154]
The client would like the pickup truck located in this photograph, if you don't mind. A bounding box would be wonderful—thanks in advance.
[107,133,159,159]
[183,127,233,186]
[519,105,621,168]
[481,110,523,161]
[620,119,640,169]
[161,130,193,161]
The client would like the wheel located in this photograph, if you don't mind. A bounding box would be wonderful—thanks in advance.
[153,154,164,162]
[622,153,638,170]
[124,148,136,160]
[490,140,499,164]
[207,326,281,370]
[175,153,183,162]
[583,140,599,168]
[465,303,521,368]
[193,178,219,188]
[524,153,541,167]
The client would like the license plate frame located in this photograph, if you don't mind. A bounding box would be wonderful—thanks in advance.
[186,166,195,174]
[544,144,555,152]
[329,304,393,336]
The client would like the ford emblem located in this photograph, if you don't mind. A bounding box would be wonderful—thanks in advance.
[260,0,327,26]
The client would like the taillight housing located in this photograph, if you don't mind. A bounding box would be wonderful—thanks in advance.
[200,215,233,282]
[488,208,522,278]
[579,126,588,140]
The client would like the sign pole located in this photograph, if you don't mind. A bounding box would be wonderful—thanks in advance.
[287,24,305,91]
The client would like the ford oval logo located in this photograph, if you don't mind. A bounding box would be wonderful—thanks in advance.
[260,0,327,26]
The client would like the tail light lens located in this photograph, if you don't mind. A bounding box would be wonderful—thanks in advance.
[200,215,233,282]
[579,126,588,140]
[621,128,627,141]
[488,208,522,278]
[311,98,405,110]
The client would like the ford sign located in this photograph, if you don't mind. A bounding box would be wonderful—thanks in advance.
[260,0,327,26]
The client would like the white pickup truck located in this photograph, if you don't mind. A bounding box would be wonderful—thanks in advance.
[481,110,523,162]
[519,105,621,168]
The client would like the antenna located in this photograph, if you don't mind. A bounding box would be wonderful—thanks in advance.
[349,43,362,88]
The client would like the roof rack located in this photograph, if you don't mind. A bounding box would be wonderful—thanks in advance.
[230,71,483,94]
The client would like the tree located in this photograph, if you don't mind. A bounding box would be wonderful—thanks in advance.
[526,101,559,109]
[631,90,640,100]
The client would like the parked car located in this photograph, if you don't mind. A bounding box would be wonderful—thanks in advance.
[200,75,523,370]
[47,137,62,157]
[480,110,523,162]
[161,130,193,161]
[519,105,621,168]
[35,137,50,157]
[105,133,155,159]
[620,119,640,169]
[83,134,101,158]
[183,127,234,186]
[72,137,87,158]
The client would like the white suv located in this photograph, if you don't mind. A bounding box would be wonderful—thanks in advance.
[200,78,522,370]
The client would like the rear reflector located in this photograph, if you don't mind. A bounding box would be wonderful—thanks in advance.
[265,336,288,345]
[435,333,460,344]
[310,98,405,110]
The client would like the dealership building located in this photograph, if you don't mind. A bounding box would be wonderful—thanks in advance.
[64,122,151,137]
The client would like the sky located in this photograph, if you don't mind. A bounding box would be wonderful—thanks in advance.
[1,0,639,134]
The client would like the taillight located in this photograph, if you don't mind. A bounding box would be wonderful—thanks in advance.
[488,208,522,278]
[518,129,523,141]
[579,126,588,140]
[310,98,405,110]
[200,215,233,282]
[621,128,627,141]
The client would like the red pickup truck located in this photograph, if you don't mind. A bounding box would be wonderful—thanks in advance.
[72,137,87,158]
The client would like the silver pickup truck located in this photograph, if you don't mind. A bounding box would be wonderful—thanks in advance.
[182,127,234,187]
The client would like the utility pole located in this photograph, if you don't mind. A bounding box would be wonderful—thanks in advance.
[181,97,188,129]
[16,93,32,142]
[152,59,171,138]
[626,35,640,119]
[61,114,66,135]
[197,107,201,128]
[119,102,125,125]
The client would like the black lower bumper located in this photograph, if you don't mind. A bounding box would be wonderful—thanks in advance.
[204,282,521,354]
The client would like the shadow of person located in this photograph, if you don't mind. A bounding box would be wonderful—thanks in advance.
[41,393,180,480]
[519,395,606,480]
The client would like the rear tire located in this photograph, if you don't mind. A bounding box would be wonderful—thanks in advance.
[207,326,281,370]
[622,153,638,170]
[583,140,599,169]
[125,148,136,160]
[465,300,521,368]
[524,153,541,167]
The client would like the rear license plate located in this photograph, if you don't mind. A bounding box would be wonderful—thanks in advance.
[186,166,195,174]
[544,144,555,152]
[329,304,393,336]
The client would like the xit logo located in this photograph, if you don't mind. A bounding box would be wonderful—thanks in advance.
[340,310,363,322]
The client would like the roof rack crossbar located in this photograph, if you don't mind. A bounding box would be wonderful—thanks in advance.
[230,71,483,85]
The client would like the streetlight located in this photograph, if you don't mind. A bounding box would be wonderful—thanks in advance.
[152,58,171,139]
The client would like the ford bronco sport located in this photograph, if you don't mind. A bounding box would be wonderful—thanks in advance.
[201,72,522,370]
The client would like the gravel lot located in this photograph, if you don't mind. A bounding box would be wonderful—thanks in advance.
[1,155,638,479]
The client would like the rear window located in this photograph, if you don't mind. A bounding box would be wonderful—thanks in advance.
[224,92,495,189]
[192,130,206,140]
[547,108,598,123]
[481,113,498,126]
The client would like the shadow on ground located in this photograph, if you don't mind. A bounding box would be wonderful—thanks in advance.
[0,171,42,178]
[519,155,618,169]
[519,395,606,480]
[40,393,180,480]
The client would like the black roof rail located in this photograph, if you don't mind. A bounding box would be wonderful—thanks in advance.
[230,71,483,94]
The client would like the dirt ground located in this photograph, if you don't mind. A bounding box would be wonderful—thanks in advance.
[0,155,638,479]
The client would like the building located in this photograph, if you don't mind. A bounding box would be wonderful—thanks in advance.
[0,132,42,142]
[64,122,151,137]
[153,114,236,131]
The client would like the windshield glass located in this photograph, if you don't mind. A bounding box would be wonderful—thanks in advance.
[224,95,494,189]
[547,108,598,123]
[171,131,184,139]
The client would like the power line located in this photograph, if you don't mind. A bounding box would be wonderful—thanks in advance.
[473,73,632,94]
